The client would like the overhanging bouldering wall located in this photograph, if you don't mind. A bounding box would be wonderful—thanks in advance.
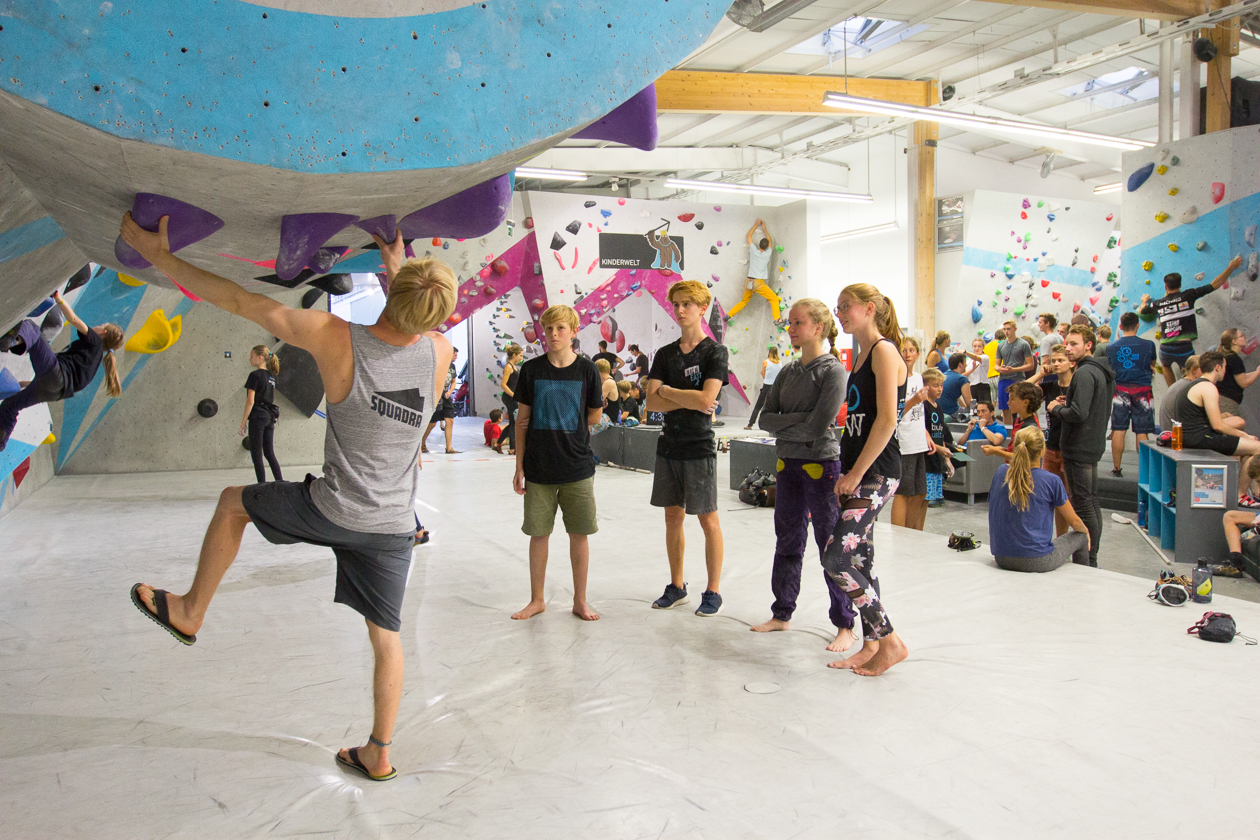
[0,1,729,328]
[1120,127,1260,432]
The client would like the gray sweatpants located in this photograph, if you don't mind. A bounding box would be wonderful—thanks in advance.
[995,531,1089,573]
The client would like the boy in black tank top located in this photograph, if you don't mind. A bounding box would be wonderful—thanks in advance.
[820,284,910,677]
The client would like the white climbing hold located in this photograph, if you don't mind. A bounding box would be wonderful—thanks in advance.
[1180,205,1199,225]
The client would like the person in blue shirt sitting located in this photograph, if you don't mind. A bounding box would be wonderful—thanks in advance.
[988,426,1091,572]
[961,400,1007,448]
[940,353,972,418]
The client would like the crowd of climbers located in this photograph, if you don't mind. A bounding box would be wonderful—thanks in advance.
[115,200,1257,783]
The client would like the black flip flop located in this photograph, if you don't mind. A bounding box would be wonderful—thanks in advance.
[130,583,196,646]
[336,747,397,781]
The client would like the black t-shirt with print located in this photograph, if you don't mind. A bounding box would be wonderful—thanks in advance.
[1148,285,1216,345]
[923,400,956,473]
[515,355,604,484]
[245,368,277,421]
[648,337,729,460]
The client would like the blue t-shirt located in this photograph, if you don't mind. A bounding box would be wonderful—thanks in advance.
[965,421,1007,443]
[941,371,969,414]
[1107,335,1157,387]
[988,465,1067,557]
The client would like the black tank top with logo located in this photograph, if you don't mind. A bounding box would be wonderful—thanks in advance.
[841,338,907,480]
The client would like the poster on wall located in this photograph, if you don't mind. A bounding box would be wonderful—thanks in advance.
[599,221,686,272]
[936,195,964,252]
[1191,464,1227,508]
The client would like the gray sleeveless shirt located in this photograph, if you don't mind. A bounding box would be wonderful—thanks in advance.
[309,323,435,534]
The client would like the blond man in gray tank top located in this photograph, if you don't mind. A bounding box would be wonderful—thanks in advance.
[121,213,455,783]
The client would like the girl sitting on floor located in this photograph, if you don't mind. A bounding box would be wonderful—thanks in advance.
[987,426,1091,572]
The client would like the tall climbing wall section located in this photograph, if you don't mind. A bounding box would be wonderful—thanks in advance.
[1121,126,1260,430]
[0,1,729,329]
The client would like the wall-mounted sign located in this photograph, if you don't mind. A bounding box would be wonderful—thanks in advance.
[599,220,686,272]
[936,195,965,252]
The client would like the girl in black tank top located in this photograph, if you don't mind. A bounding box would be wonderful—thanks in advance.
[498,349,523,454]
[819,284,909,677]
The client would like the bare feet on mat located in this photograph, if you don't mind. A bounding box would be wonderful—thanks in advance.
[853,633,908,677]
[826,626,856,652]
[750,618,789,633]
[828,638,878,671]
[572,601,600,621]
[511,600,546,620]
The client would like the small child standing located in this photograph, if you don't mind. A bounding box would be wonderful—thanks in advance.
[921,369,957,508]
[483,408,504,449]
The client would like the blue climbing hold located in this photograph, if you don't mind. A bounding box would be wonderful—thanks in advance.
[1127,162,1156,193]
[971,305,983,324]
[0,367,19,399]
[600,209,612,219]
[1047,214,1056,222]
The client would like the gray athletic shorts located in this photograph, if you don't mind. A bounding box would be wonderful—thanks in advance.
[241,476,414,632]
[650,455,718,515]
[895,451,928,497]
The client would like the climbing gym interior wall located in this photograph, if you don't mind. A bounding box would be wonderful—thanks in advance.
[1120,126,1260,431]
[935,189,1122,352]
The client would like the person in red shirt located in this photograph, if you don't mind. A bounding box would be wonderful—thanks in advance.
[983,381,1043,457]
[483,408,504,448]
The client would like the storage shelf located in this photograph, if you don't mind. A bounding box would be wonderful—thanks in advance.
[1138,442,1237,564]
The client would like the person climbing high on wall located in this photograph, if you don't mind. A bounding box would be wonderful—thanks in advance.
[121,212,455,784]
[0,290,124,452]
[728,219,781,322]
[1140,255,1243,386]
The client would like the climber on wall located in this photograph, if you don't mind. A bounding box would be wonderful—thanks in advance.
[728,219,781,322]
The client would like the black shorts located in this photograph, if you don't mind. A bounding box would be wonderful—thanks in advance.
[650,455,718,515]
[895,451,928,496]
[429,396,455,423]
[241,476,414,632]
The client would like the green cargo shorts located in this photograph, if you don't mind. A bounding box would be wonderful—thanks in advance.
[522,477,598,536]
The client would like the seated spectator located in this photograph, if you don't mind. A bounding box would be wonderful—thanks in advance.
[988,426,1091,572]
[1159,355,1200,432]
[961,400,1007,447]
[980,381,1042,458]
[1173,350,1260,456]
[1218,458,1260,577]
[618,380,641,426]
[1216,328,1260,425]
[483,408,504,449]
[940,353,972,417]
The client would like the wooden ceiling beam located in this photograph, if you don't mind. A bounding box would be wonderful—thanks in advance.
[655,70,936,114]
[979,0,1204,21]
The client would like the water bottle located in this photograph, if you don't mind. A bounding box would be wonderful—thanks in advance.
[1172,421,1183,451]
[1138,499,1147,528]
[1191,558,1213,604]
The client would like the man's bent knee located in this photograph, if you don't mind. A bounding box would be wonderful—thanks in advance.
[218,486,252,521]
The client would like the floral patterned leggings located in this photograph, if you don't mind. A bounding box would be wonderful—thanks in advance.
[820,473,899,641]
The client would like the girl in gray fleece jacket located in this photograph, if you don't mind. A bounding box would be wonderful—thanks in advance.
[751,299,857,652]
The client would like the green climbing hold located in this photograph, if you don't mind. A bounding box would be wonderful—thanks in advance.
[1196,307,1205,315]
[1107,236,1117,249]
[1196,241,1207,251]
[731,348,739,354]
[1170,155,1180,166]
[775,245,785,253]
[1025,231,1032,240]
[1037,200,1045,208]
[1014,305,1026,316]
[1109,295,1119,310]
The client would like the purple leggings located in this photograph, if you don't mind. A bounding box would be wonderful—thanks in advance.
[771,458,856,629]
[0,321,62,442]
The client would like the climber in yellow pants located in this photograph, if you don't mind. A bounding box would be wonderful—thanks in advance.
[728,218,781,321]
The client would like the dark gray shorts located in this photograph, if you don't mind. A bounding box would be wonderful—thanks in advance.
[241,476,414,632]
[895,451,927,497]
[650,455,718,515]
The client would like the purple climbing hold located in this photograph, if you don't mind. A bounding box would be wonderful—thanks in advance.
[308,247,345,274]
[398,174,512,240]
[276,212,359,282]
[64,264,92,294]
[571,84,659,151]
[354,215,398,244]
[115,193,226,270]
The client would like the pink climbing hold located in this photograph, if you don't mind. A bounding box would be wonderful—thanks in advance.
[618,198,626,205]
[1092,254,1099,262]
[553,251,566,270]
[1089,293,1101,306]
[1041,279,1050,288]
[1072,301,1081,313]
[480,268,491,279]
[571,247,580,270]
[1052,292,1062,301]
[615,330,626,352]
[173,280,202,301]
[1212,183,1226,204]
[531,298,545,310]
[523,326,537,344]
[587,258,599,275]
[1244,336,1260,355]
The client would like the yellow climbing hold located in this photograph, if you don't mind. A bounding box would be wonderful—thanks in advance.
[803,462,825,480]
[1168,243,1180,252]
[1168,187,1179,196]
[776,458,785,473]
[41,433,56,445]
[1154,211,1169,223]
[124,308,180,354]
[168,315,182,344]
[1156,165,1168,175]
[118,273,146,287]
[1142,260,1154,270]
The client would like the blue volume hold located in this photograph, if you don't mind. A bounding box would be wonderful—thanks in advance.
[1127,162,1156,193]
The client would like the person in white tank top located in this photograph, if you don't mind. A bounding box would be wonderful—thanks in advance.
[728,219,782,322]
[121,213,455,783]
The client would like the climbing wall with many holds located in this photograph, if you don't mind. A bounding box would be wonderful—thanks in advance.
[1121,126,1260,431]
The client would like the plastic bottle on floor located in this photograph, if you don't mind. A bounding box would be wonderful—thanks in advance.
[1191,558,1213,604]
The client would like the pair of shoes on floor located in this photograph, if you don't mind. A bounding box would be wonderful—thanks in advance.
[651,583,723,616]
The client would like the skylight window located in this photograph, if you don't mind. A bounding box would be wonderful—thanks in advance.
[1058,67,1163,111]
[787,17,932,60]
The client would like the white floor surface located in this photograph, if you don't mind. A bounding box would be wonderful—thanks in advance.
[2,446,1259,839]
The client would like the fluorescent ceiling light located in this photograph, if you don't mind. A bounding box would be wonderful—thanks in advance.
[1093,182,1123,194]
[664,178,873,203]
[820,221,899,242]
[514,166,588,182]
[822,92,1155,152]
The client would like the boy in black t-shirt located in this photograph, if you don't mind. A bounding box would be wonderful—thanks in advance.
[617,380,640,426]
[512,304,605,622]
[646,280,729,617]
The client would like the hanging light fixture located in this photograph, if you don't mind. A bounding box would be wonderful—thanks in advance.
[664,178,873,203]
[820,221,899,242]
[1093,182,1123,194]
[513,166,589,182]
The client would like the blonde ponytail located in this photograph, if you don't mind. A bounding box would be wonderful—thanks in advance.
[252,344,281,375]
[100,323,124,398]
[840,284,903,349]
[1006,425,1046,511]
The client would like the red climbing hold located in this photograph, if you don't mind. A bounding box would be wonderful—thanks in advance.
[1106,214,1114,222]
[1041,279,1050,288]
[677,213,695,222]
[491,258,508,276]
[12,457,31,489]
[523,326,537,344]
[615,330,626,352]
[432,237,442,247]
[1052,291,1062,301]
[524,217,535,229]
[531,298,545,310]
[1212,182,1226,204]
[1020,211,1028,220]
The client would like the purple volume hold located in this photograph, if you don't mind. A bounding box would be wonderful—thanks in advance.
[397,174,512,241]
[354,215,398,244]
[276,213,359,281]
[115,193,226,270]
[572,84,658,152]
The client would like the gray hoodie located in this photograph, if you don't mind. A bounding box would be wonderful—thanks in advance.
[1052,354,1116,463]
[757,353,847,461]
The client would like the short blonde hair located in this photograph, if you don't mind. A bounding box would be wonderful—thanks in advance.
[382,259,458,334]
[617,380,632,396]
[921,368,945,385]
[539,304,579,331]
[594,358,611,375]
[667,279,712,310]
